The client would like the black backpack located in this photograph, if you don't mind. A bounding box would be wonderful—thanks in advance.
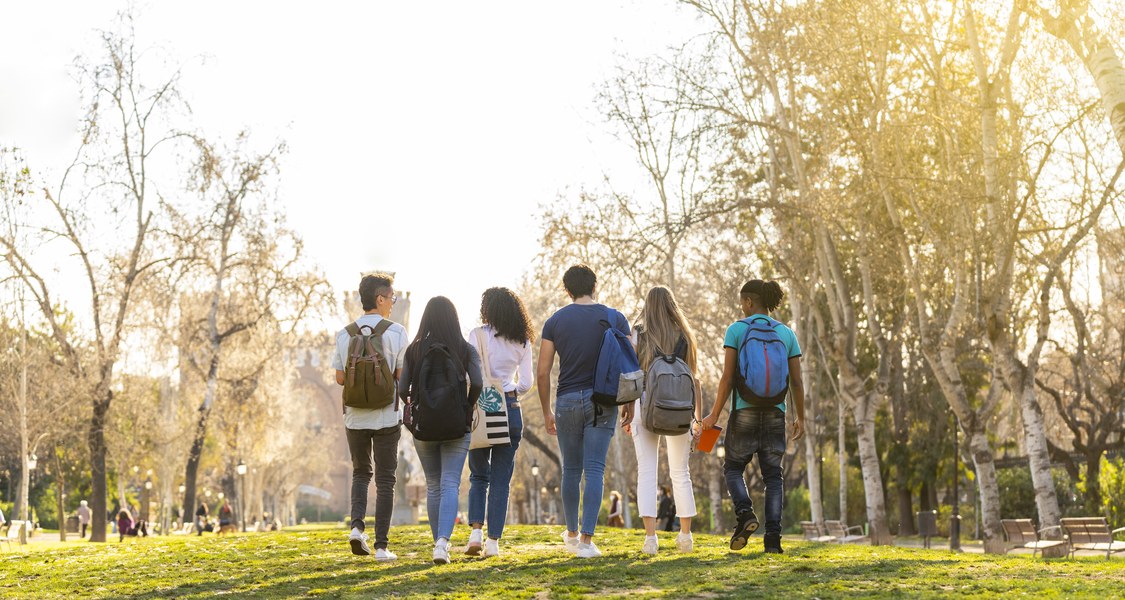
[405,340,470,442]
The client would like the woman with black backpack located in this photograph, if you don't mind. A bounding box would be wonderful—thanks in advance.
[399,296,483,564]
[626,286,702,555]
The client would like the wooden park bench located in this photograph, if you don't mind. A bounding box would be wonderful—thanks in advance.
[999,519,1067,558]
[1061,517,1125,559]
[824,520,868,544]
[800,521,835,542]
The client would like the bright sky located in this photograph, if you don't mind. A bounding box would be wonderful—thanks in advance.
[0,0,708,333]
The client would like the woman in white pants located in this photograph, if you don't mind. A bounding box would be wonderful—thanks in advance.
[626,286,703,555]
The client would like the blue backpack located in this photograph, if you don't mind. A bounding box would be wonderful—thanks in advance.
[734,317,790,407]
[592,307,644,409]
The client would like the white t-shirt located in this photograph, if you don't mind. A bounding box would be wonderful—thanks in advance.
[467,325,533,396]
[332,314,409,430]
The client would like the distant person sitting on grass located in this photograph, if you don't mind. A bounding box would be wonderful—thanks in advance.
[606,491,624,527]
[195,502,211,535]
[218,499,236,534]
[116,510,148,542]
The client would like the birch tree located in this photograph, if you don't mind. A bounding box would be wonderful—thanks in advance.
[171,133,326,524]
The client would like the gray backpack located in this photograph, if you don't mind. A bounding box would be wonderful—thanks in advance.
[642,338,696,436]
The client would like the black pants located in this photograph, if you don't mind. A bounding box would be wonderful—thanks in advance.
[80,523,88,538]
[346,425,400,550]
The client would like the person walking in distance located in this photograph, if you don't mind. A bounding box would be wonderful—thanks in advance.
[332,273,409,561]
[399,296,483,565]
[465,288,534,558]
[627,285,703,555]
[537,265,635,559]
[701,279,805,554]
[77,500,91,539]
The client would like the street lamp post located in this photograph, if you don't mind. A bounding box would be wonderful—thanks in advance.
[950,409,961,552]
[531,461,540,525]
[237,461,248,532]
[179,484,187,527]
[141,479,152,522]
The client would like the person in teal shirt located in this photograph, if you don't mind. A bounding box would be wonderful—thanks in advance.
[702,279,805,554]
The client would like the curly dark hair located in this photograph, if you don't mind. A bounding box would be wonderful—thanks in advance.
[480,287,535,344]
[740,279,784,312]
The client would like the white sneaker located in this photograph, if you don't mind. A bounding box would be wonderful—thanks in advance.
[642,535,658,555]
[433,540,450,564]
[466,529,483,555]
[348,528,371,556]
[576,541,602,558]
[483,538,500,557]
[374,548,398,562]
[561,531,580,554]
[676,532,694,553]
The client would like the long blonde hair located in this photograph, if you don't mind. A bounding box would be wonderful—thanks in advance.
[637,286,698,372]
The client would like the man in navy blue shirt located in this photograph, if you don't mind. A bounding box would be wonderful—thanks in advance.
[537,264,633,559]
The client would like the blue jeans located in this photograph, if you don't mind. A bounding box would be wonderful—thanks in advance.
[555,388,616,537]
[415,433,471,542]
[468,395,523,539]
[724,407,786,536]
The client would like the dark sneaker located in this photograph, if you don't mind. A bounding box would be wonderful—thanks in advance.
[729,511,760,551]
[764,533,784,554]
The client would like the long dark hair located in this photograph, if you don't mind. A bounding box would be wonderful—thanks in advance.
[410,296,467,363]
[480,287,534,344]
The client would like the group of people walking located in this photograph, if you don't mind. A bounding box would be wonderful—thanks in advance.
[332,265,804,564]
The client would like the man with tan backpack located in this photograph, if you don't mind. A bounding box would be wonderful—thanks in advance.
[332,273,409,561]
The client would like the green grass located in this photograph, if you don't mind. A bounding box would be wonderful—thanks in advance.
[3,524,1123,598]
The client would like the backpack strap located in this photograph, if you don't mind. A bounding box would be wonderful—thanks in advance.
[673,336,688,360]
[371,319,397,410]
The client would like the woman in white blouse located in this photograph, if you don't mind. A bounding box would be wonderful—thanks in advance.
[464,287,535,557]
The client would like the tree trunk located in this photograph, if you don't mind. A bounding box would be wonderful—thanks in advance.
[17,327,29,522]
[896,482,914,536]
[1042,9,1125,154]
[88,392,110,543]
[1017,378,1063,529]
[709,460,723,534]
[181,405,213,526]
[838,404,848,521]
[854,394,892,545]
[1085,453,1103,513]
[55,448,66,542]
[612,432,632,529]
[967,429,1005,554]
[804,420,824,528]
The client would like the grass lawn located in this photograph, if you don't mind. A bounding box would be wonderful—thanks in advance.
[2,524,1123,598]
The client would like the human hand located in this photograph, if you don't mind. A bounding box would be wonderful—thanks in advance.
[620,403,635,428]
[545,412,557,436]
[691,419,703,439]
[791,418,804,441]
[701,412,718,431]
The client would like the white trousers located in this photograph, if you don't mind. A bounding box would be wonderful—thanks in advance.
[631,400,697,519]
